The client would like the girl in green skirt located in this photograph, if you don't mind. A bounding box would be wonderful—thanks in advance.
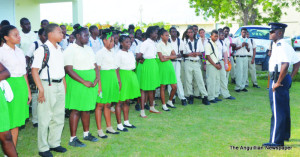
[64,24,99,147]
[115,35,141,131]
[95,29,120,137]
[0,63,18,157]
[136,26,161,118]
[157,28,178,111]
[0,25,32,148]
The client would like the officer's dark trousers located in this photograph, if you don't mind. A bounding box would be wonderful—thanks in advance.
[268,74,291,144]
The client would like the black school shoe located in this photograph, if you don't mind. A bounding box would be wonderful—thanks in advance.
[106,130,120,134]
[262,142,284,147]
[33,123,38,128]
[235,89,241,92]
[215,98,222,102]
[253,84,260,88]
[39,150,53,157]
[172,99,175,104]
[124,124,136,129]
[194,96,202,99]
[50,146,67,153]
[242,88,248,92]
[202,97,210,105]
[209,99,217,103]
[145,104,150,110]
[162,107,170,112]
[83,133,99,142]
[135,103,141,111]
[181,99,187,106]
[117,127,129,132]
[188,96,194,104]
[225,96,236,100]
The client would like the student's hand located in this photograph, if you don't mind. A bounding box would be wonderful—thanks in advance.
[225,64,229,70]
[93,78,99,87]
[98,87,102,95]
[176,54,182,58]
[242,42,245,47]
[251,59,255,64]
[230,43,236,47]
[38,91,45,103]
[272,82,283,92]
[83,81,93,88]
[119,82,122,91]
[215,64,222,70]
[27,92,32,105]
[139,59,145,64]
[245,43,249,48]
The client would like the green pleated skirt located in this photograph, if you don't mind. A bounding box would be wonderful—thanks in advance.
[0,89,10,132]
[119,70,141,101]
[137,59,160,91]
[66,69,98,111]
[96,70,120,104]
[6,76,29,129]
[157,60,177,85]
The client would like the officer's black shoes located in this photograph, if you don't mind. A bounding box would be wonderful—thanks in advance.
[209,99,217,103]
[231,79,236,84]
[253,84,261,88]
[225,96,236,100]
[188,96,194,104]
[245,85,249,88]
[117,127,129,132]
[39,150,53,157]
[145,104,150,110]
[215,98,222,101]
[202,97,210,105]
[172,99,175,104]
[194,96,202,99]
[33,123,38,128]
[242,88,248,92]
[235,89,241,92]
[284,139,290,142]
[181,99,187,106]
[50,146,67,153]
[135,103,141,111]
[162,107,170,111]
[262,142,284,147]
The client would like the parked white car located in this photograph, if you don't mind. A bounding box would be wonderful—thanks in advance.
[292,36,300,50]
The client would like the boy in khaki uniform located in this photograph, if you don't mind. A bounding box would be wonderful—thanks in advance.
[32,24,67,157]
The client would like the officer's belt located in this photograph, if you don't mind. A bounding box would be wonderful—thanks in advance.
[186,59,199,62]
[269,72,279,80]
[236,55,247,57]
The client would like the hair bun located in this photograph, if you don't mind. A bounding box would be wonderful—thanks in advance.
[73,24,81,31]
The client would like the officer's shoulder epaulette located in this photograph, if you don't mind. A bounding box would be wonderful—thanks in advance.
[277,42,281,46]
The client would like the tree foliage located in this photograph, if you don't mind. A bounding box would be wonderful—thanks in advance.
[189,0,299,25]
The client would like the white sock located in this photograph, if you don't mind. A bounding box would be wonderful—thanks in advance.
[107,126,116,133]
[167,100,174,107]
[124,120,132,126]
[70,136,76,142]
[153,100,156,105]
[150,106,159,112]
[117,123,124,130]
[83,131,89,137]
[162,104,169,110]
[98,129,106,137]
[140,110,146,117]
[111,106,115,112]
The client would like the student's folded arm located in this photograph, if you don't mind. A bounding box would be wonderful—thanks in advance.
[93,64,100,86]
[0,63,10,81]
[64,65,87,84]
[158,52,168,62]
[170,50,177,59]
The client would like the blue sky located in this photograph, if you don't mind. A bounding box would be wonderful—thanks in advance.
[40,0,210,25]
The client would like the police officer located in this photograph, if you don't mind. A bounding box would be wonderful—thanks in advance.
[263,23,300,147]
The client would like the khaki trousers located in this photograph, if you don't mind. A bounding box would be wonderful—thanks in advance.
[246,57,258,86]
[235,57,248,90]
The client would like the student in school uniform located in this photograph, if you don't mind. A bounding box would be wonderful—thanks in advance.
[95,29,120,138]
[26,28,47,128]
[32,24,67,157]
[68,32,75,45]
[40,19,49,29]
[199,28,208,85]
[136,26,161,118]
[115,35,140,131]
[59,25,69,50]
[0,25,32,149]
[246,32,260,88]
[129,33,139,56]
[113,31,120,53]
[89,25,104,53]
[223,27,237,83]
[233,28,251,92]
[215,31,236,101]
[156,28,177,111]
[192,25,200,39]
[183,27,210,105]
[64,24,99,147]
[0,63,18,157]
[167,27,187,106]
[19,18,38,58]
[135,29,143,44]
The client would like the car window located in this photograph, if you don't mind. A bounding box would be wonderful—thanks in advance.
[297,36,300,39]
[235,27,270,39]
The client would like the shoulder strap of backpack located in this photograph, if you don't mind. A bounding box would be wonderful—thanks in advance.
[39,45,51,86]
[251,38,253,45]
[177,38,180,53]
[34,41,38,50]
[208,40,218,59]
[168,38,171,43]
[194,39,198,52]
[134,39,138,45]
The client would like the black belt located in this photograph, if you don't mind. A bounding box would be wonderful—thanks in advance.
[42,79,63,83]
[236,55,247,57]
[186,59,199,62]
[247,55,252,57]
[171,59,182,63]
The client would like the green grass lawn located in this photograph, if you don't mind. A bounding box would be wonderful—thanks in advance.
[1,78,299,157]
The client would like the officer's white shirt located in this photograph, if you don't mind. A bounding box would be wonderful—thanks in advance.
[96,47,118,70]
[169,37,184,60]
[140,38,157,59]
[19,31,38,56]
[216,39,227,60]
[64,43,96,70]
[59,35,69,50]
[27,40,43,58]
[248,38,256,57]
[116,50,136,70]
[89,36,104,54]
[224,36,235,57]
[234,36,251,56]
[0,44,26,77]
[32,40,65,79]
[269,39,300,72]
[183,38,204,61]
